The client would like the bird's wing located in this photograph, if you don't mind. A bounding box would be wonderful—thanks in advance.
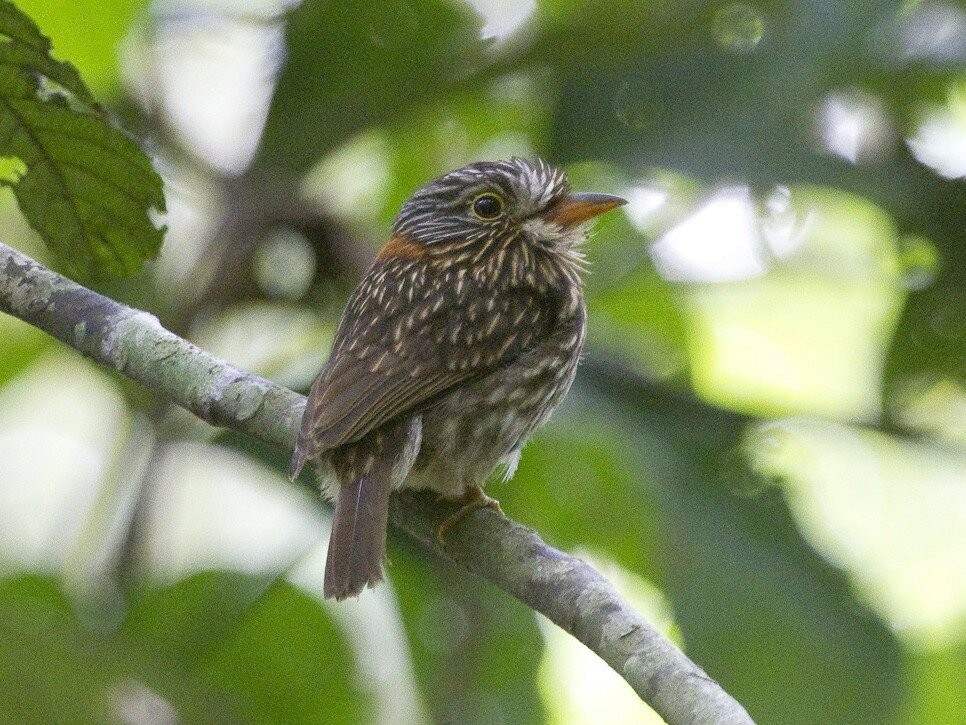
[291,257,549,475]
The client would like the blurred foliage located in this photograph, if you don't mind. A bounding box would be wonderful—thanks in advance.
[388,540,547,723]
[258,0,488,174]
[571,367,903,723]
[0,573,368,723]
[0,0,964,723]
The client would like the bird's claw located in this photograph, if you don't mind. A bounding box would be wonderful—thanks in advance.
[436,486,502,543]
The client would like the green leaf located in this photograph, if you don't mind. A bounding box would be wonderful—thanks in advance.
[0,0,165,278]
[10,0,147,98]
[0,0,96,106]
[256,0,486,176]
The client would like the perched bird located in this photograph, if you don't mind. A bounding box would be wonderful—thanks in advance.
[290,157,625,600]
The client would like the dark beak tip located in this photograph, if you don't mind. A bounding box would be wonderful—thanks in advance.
[571,192,628,207]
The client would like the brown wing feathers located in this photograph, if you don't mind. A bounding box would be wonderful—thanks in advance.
[291,242,547,481]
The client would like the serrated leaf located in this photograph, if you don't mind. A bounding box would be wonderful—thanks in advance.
[0,0,165,278]
[0,0,95,106]
[11,0,147,97]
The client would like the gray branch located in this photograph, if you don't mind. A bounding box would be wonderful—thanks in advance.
[0,240,753,725]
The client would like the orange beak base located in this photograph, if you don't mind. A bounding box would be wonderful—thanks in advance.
[545,192,627,228]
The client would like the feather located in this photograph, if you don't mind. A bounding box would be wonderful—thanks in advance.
[290,252,547,473]
[324,417,421,600]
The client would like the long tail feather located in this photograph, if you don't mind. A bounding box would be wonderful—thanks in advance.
[322,416,421,600]
[323,469,391,600]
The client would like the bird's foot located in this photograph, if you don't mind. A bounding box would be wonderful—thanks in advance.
[436,485,502,543]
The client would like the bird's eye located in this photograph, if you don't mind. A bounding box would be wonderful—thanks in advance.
[471,193,504,220]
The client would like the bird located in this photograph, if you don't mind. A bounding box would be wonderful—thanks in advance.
[289,157,625,600]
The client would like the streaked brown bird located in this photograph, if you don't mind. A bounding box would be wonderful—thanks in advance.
[290,157,625,600]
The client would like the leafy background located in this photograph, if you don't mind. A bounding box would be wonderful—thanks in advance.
[0,0,964,723]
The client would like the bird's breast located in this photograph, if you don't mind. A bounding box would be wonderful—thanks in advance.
[410,299,586,493]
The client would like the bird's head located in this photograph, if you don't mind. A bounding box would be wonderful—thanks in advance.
[391,158,626,254]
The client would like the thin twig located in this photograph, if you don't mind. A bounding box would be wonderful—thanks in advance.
[0,240,754,725]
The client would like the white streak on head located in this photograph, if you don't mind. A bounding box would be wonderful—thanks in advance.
[392,157,571,244]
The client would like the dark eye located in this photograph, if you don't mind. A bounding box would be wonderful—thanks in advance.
[472,193,504,220]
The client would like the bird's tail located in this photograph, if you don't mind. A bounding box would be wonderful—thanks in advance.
[323,465,392,601]
[322,417,421,600]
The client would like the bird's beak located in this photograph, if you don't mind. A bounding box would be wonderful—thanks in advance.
[545,192,627,228]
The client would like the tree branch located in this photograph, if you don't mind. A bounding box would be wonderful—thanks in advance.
[0,241,753,725]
